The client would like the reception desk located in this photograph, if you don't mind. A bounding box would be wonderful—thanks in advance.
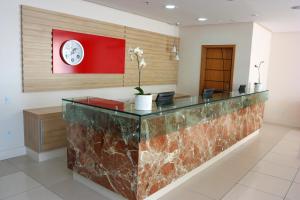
[63,90,268,200]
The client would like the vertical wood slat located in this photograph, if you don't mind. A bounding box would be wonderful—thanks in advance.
[21,5,179,92]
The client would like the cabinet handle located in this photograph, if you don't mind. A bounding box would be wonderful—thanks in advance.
[40,120,44,145]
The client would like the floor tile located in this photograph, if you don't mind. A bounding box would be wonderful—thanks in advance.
[263,152,300,169]
[294,171,300,184]
[159,186,212,200]
[282,130,300,144]
[272,130,300,159]
[56,155,67,163]
[271,142,300,159]
[285,182,300,200]
[0,160,19,177]
[183,166,237,199]
[7,156,37,171]
[282,136,300,145]
[211,154,257,182]
[20,158,72,187]
[258,124,290,142]
[269,151,300,160]
[252,160,298,181]
[239,171,291,197]
[285,130,300,138]
[49,178,109,200]
[222,184,283,200]
[4,186,63,200]
[235,139,271,159]
[0,172,40,199]
[275,140,300,151]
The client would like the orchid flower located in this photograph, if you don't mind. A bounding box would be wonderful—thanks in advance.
[129,47,147,95]
[139,58,146,69]
[254,61,264,84]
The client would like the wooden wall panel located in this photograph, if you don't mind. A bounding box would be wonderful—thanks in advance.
[21,5,179,92]
[124,27,179,86]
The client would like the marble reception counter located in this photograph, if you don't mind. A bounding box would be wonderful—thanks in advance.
[62,90,268,200]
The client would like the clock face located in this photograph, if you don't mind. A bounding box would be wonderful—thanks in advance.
[61,40,84,66]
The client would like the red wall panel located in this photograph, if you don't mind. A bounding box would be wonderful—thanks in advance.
[52,29,125,74]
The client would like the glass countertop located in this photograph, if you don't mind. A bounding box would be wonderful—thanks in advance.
[62,90,268,117]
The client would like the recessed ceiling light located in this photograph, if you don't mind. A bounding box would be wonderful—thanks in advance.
[197,17,207,21]
[291,5,300,10]
[165,4,176,9]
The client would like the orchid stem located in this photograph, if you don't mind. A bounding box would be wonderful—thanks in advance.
[137,55,141,89]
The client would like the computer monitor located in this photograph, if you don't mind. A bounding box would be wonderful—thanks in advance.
[155,91,175,105]
[202,89,215,99]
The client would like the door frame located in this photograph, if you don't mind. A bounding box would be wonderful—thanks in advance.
[199,44,236,95]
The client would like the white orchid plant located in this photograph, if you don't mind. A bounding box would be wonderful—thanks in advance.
[129,47,148,95]
[254,61,264,84]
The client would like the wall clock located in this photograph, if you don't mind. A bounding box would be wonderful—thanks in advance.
[61,40,84,66]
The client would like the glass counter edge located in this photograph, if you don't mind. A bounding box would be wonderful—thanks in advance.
[62,90,269,118]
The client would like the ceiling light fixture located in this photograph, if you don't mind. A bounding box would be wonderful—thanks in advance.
[291,5,300,10]
[197,17,207,21]
[165,4,176,9]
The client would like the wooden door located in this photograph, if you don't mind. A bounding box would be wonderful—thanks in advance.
[199,45,235,94]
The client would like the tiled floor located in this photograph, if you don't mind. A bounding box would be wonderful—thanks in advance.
[0,123,300,200]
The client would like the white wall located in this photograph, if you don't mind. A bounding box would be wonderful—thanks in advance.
[0,0,179,160]
[264,32,300,128]
[248,23,272,89]
[177,23,254,95]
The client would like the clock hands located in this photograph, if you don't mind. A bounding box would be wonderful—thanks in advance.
[71,48,78,55]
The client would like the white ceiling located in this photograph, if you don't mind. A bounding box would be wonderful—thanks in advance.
[84,0,300,32]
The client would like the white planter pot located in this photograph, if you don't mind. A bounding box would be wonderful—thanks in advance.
[254,83,262,91]
[135,94,152,110]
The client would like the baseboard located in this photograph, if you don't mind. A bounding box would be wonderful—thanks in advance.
[0,146,26,161]
[73,129,260,200]
[26,147,66,162]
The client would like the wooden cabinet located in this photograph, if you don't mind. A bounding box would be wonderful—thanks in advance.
[23,106,66,153]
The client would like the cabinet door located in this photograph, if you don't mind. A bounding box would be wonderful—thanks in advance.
[23,111,40,152]
[41,114,66,152]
